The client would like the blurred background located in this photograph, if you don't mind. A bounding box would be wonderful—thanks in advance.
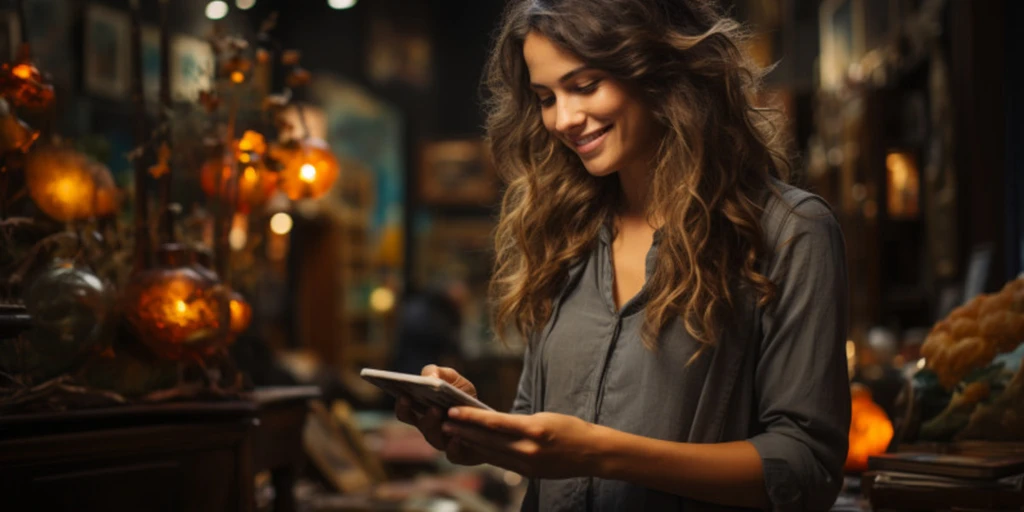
[0,0,1021,511]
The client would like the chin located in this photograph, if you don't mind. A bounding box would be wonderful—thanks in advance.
[580,157,619,177]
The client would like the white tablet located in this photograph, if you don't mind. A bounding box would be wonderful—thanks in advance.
[360,368,494,412]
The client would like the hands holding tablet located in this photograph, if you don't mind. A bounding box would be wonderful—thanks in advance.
[385,364,604,478]
[391,364,490,466]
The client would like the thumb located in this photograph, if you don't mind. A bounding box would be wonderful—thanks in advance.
[423,365,476,396]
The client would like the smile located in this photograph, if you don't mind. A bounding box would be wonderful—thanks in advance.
[571,125,612,155]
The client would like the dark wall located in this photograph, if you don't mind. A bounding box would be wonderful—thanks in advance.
[949,0,1008,291]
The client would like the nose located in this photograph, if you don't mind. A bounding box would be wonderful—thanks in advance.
[553,96,585,135]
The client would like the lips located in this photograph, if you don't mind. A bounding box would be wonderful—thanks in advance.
[572,125,612,155]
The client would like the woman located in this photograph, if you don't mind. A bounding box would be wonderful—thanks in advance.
[396,0,850,510]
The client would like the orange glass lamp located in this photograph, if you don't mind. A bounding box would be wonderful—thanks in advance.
[844,384,894,473]
[25,146,117,222]
[0,61,55,110]
[200,158,278,213]
[122,245,230,360]
[271,138,340,200]
[200,131,277,213]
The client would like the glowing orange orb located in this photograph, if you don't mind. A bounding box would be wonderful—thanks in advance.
[25,146,118,221]
[122,261,230,360]
[845,385,894,473]
[271,138,340,200]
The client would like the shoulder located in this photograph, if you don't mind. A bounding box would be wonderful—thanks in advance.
[760,179,841,249]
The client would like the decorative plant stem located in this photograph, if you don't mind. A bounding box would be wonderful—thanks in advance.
[129,0,150,272]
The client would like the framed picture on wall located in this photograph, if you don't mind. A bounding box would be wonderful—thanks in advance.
[170,35,213,102]
[417,139,498,207]
[84,4,130,100]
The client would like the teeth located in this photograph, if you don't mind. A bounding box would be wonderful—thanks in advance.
[576,126,608,146]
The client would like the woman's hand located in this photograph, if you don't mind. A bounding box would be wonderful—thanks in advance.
[442,408,602,479]
[393,364,487,465]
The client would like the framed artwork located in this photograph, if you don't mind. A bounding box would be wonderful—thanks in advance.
[312,75,404,261]
[84,4,130,100]
[417,139,498,207]
[819,0,863,91]
[170,35,213,102]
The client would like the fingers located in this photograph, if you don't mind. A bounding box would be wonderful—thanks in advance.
[394,397,419,425]
[419,406,449,450]
[449,432,529,475]
[395,396,449,451]
[448,407,531,437]
[443,420,531,458]
[422,364,477,397]
[444,436,485,466]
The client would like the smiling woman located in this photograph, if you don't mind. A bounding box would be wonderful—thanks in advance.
[523,34,659,180]
[395,1,852,511]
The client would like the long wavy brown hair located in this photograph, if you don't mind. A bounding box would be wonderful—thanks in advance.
[485,0,791,351]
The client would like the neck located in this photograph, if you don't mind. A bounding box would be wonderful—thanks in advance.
[616,161,650,221]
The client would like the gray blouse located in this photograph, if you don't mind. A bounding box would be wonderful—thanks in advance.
[510,182,851,511]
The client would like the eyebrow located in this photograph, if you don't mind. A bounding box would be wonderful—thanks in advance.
[529,65,591,90]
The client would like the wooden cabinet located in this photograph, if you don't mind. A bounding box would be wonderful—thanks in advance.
[0,388,317,512]
[0,404,256,512]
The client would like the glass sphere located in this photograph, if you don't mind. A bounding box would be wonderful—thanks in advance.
[122,258,230,360]
[18,262,112,378]
[200,131,277,213]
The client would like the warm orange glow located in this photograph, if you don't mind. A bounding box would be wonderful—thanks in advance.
[25,146,118,221]
[237,131,266,154]
[200,157,277,213]
[299,163,317,183]
[123,267,229,360]
[271,138,340,200]
[1,61,55,109]
[886,151,920,219]
[845,385,894,473]
[11,64,32,79]
[228,291,252,335]
[231,71,245,84]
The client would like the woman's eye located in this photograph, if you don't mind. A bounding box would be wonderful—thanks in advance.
[576,80,601,93]
[539,96,556,108]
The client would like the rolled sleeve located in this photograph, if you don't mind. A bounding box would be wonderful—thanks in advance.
[750,197,851,511]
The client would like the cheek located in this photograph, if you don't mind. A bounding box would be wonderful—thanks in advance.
[540,110,556,133]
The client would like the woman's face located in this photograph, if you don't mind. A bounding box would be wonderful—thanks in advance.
[523,31,658,178]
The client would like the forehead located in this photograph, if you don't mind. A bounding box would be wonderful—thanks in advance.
[522,32,585,86]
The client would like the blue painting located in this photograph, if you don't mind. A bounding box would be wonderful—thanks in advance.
[312,75,404,256]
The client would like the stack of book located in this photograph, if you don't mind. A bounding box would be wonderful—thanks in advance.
[865,451,1024,510]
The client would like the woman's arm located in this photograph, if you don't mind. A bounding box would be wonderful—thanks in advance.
[596,432,768,508]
